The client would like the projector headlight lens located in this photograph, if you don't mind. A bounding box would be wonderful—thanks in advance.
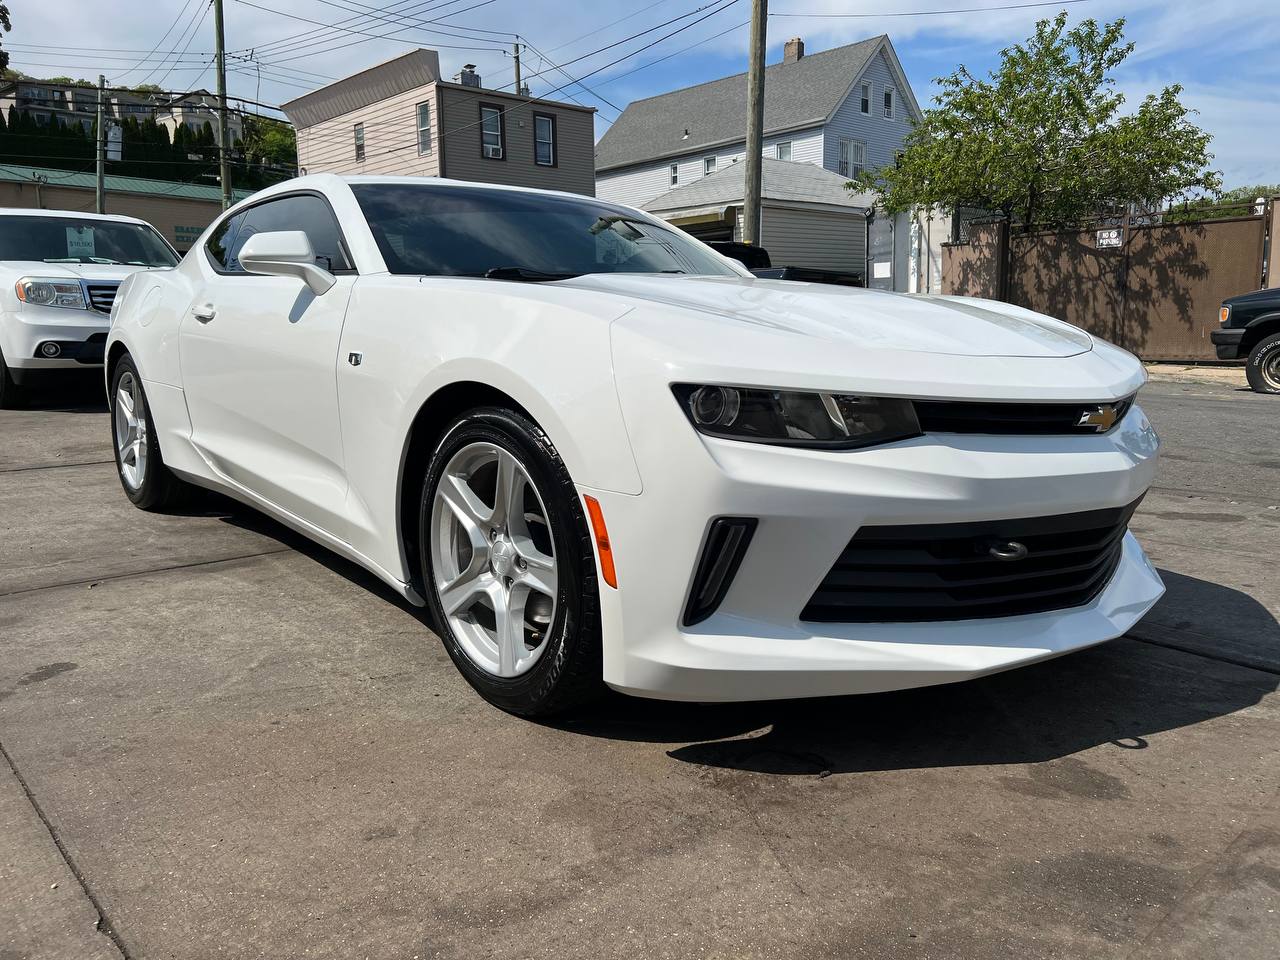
[674,384,922,450]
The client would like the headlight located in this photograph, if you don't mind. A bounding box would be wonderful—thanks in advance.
[15,278,87,310]
[673,384,922,449]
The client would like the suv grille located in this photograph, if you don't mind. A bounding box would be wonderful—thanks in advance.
[85,282,121,315]
[913,397,1133,435]
[801,499,1142,623]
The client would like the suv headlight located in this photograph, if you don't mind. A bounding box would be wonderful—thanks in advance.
[673,384,922,450]
[15,278,87,310]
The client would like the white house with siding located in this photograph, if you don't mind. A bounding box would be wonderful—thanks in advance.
[642,157,877,276]
[595,35,920,209]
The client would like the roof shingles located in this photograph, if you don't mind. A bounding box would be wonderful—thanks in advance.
[595,37,883,172]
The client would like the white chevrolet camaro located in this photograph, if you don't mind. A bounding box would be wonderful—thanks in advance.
[107,174,1164,715]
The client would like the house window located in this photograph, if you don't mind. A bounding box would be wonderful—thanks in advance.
[838,139,867,177]
[416,102,432,155]
[534,113,556,166]
[860,82,870,114]
[480,105,504,159]
[775,141,792,162]
[883,86,895,120]
[703,156,716,175]
[353,123,365,162]
[670,162,679,186]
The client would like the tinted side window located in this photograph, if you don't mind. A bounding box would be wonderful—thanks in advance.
[205,212,245,269]
[225,195,353,274]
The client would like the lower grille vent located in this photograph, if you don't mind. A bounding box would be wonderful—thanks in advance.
[801,499,1142,623]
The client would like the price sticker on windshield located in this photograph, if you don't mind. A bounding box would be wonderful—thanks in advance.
[66,226,96,259]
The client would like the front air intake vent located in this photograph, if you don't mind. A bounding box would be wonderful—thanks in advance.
[683,517,758,626]
[802,498,1142,623]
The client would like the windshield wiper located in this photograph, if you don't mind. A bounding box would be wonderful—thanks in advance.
[483,266,579,282]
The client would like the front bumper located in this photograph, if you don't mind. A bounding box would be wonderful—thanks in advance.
[1210,327,1247,360]
[588,404,1164,703]
[1,305,110,369]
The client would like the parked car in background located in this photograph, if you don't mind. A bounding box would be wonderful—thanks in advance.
[708,240,864,287]
[1211,287,1280,394]
[0,209,179,408]
[107,174,1163,717]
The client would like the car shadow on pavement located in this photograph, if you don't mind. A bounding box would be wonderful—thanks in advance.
[196,495,1279,780]
[553,570,1279,777]
[13,373,107,412]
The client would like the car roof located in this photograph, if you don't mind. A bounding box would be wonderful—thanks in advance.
[246,173,647,216]
[0,207,150,226]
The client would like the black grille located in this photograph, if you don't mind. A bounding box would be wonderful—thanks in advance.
[85,282,120,315]
[801,498,1142,623]
[913,397,1133,435]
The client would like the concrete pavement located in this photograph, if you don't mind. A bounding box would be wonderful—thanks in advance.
[1,379,1277,959]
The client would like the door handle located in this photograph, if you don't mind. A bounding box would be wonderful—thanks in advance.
[192,304,216,323]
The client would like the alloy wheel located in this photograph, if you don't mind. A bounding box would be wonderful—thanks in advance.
[430,442,559,678]
[1263,349,1280,391]
[114,371,148,490]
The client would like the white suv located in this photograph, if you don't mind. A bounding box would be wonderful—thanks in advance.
[0,208,179,407]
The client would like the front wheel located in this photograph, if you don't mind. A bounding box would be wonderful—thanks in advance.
[110,356,191,509]
[420,407,604,716]
[1245,332,1280,395]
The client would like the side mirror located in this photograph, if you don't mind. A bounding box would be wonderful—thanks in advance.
[237,230,336,296]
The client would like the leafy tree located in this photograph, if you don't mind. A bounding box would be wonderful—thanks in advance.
[854,14,1221,228]
[242,115,297,167]
[0,5,10,76]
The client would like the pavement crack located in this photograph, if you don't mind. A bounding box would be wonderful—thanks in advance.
[0,548,295,599]
[0,739,131,960]
[0,459,115,474]
[1125,630,1280,677]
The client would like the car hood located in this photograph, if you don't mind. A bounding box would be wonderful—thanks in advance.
[0,261,165,282]
[559,275,1094,359]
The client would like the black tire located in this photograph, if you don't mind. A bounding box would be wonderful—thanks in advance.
[1245,332,1280,395]
[109,355,191,510]
[420,406,604,716]
[0,348,23,409]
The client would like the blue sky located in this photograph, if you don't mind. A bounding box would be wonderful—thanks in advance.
[10,0,1278,188]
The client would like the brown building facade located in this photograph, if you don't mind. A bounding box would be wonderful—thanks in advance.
[283,50,596,196]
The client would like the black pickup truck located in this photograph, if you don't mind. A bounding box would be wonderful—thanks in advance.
[1211,288,1280,394]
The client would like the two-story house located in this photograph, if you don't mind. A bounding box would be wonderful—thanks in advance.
[595,36,921,207]
[282,49,597,196]
[595,35,921,283]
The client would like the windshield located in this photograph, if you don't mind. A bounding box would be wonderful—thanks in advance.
[351,183,741,279]
[0,216,179,267]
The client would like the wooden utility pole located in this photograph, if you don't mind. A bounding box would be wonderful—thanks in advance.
[513,42,523,95]
[213,0,232,210]
[742,0,767,245]
[95,75,106,214]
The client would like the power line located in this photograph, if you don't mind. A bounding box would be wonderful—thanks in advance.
[230,0,507,54]
[241,0,484,55]
[772,0,1091,17]
[113,0,203,81]
[139,0,216,89]
[595,17,750,90]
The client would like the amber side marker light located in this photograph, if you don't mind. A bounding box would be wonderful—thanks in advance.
[583,495,617,589]
[1220,306,1230,324]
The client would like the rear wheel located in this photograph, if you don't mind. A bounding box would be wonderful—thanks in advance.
[1245,332,1280,395]
[421,407,603,716]
[0,349,22,409]
[110,355,191,509]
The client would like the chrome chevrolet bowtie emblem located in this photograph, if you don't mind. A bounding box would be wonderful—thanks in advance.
[987,540,1029,562]
[1077,404,1119,432]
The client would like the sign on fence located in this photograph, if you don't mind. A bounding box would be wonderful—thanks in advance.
[1095,227,1123,249]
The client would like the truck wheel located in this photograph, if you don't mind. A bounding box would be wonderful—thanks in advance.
[1245,332,1280,395]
